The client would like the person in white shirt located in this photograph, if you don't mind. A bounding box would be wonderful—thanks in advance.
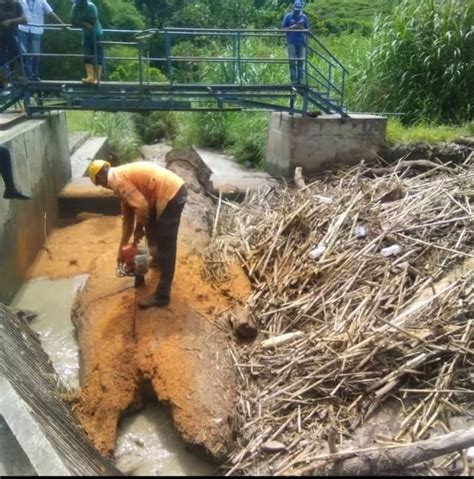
[18,0,64,80]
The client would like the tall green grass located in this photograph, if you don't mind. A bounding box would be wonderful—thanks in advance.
[355,0,473,124]
[67,111,142,163]
[387,118,473,145]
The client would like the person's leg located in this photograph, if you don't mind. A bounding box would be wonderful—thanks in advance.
[4,34,19,83]
[31,34,42,80]
[18,31,33,79]
[0,145,30,200]
[144,208,160,266]
[94,38,104,82]
[82,36,96,84]
[288,43,297,84]
[296,45,306,84]
[138,186,187,308]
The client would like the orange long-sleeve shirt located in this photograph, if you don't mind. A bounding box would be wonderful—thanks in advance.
[107,161,184,225]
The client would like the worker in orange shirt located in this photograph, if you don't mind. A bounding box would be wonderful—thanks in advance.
[88,159,187,309]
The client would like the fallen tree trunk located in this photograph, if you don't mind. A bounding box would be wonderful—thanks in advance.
[363,159,445,176]
[307,427,474,476]
[230,307,258,341]
[294,167,307,190]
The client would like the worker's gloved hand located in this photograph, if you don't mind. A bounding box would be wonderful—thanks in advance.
[133,224,145,244]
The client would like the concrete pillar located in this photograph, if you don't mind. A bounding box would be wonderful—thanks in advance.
[265,113,388,178]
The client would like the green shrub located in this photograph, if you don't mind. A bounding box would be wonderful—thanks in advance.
[91,112,142,163]
[134,112,178,144]
[174,111,267,169]
[354,0,473,124]
[226,113,268,167]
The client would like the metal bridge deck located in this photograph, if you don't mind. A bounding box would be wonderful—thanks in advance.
[1,26,349,117]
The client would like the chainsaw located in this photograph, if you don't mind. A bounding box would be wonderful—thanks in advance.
[117,243,149,287]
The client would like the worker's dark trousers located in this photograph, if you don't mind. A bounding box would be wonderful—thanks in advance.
[146,185,187,299]
[0,145,15,192]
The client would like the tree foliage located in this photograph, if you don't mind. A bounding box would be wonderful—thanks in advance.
[355,0,473,124]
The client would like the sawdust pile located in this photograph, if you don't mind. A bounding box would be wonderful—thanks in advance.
[208,154,474,475]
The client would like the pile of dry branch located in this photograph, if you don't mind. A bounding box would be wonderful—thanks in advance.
[206,155,474,476]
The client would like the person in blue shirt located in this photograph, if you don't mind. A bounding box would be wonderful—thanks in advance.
[281,1,309,85]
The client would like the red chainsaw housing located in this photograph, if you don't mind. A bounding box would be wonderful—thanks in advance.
[122,244,138,274]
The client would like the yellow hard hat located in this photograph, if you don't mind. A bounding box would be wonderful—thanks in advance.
[88,160,111,185]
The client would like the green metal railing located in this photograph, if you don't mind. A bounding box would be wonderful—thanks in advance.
[0,26,348,116]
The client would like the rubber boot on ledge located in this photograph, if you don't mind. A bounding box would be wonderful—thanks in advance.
[3,188,30,200]
[82,64,96,84]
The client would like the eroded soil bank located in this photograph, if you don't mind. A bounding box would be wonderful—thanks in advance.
[26,153,251,463]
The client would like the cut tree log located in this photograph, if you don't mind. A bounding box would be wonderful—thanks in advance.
[230,307,258,341]
[363,159,446,176]
[305,427,474,476]
[294,167,307,190]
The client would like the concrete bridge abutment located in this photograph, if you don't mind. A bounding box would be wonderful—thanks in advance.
[265,112,388,178]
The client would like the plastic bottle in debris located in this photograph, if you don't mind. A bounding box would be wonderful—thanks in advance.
[381,245,402,257]
[354,226,367,239]
[309,245,326,259]
[467,447,474,463]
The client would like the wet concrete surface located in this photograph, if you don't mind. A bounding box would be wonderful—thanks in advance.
[0,416,36,477]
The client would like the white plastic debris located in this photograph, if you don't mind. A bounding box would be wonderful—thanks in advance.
[309,245,326,259]
[467,447,474,462]
[315,195,333,204]
[381,245,402,257]
[354,226,367,239]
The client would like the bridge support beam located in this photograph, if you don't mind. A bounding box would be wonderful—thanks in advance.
[265,112,388,178]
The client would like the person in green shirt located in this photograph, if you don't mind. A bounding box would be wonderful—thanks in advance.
[71,0,103,84]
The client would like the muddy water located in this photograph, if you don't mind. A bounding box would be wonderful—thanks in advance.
[9,276,216,476]
[11,276,88,389]
[115,404,215,476]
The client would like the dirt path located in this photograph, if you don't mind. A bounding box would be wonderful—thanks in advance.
[26,154,251,461]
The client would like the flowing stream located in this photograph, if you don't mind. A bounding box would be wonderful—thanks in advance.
[1,276,215,476]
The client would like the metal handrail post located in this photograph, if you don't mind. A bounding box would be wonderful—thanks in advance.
[19,52,26,84]
[165,29,173,84]
[103,43,108,81]
[146,41,151,85]
[302,32,309,117]
[138,43,143,85]
[237,31,242,85]
[328,62,332,99]
[232,34,237,84]
[93,29,99,85]
[341,69,346,113]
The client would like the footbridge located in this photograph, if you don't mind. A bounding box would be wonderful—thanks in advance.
[0,26,348,117]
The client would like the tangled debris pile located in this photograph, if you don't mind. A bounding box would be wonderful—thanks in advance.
[208,154,474,475]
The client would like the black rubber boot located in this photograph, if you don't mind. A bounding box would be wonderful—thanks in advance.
[4,188,30,200]
[1,146,30,200]
[138,294,170,309]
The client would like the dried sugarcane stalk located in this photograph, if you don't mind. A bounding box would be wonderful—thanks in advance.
[210,155,474,476]
[363,159,446,176]
[311,427,474,476]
